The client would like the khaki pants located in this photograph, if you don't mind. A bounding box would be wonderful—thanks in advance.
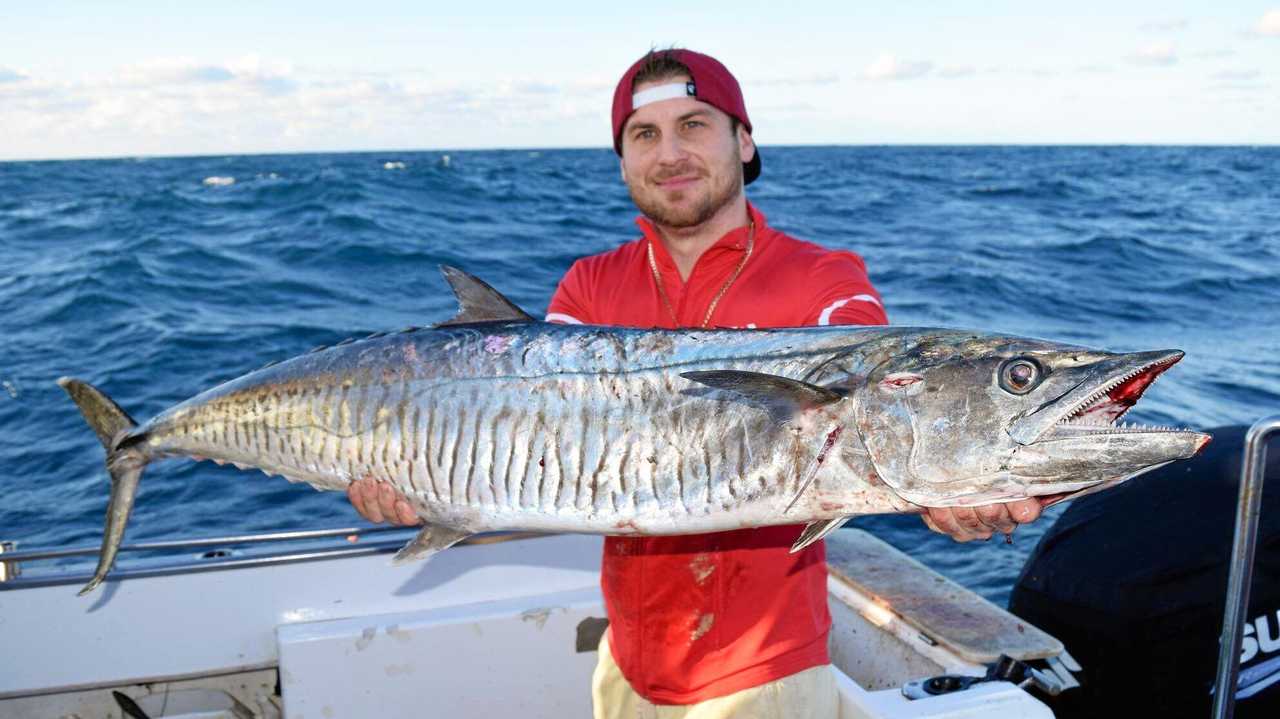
[592,635,838,719]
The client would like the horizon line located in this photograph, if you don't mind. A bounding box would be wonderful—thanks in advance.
[3,141,1278,164]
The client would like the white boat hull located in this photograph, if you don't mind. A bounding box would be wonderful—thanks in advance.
[0,531,1060,718]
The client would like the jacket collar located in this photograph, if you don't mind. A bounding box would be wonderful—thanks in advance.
[637,202,768,278]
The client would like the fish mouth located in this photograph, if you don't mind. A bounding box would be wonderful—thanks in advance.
[1012,349,1207,447]
[1046,352,1186,437]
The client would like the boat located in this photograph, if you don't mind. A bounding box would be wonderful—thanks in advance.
[0,525,1077,717]
[1010,423,1280,718]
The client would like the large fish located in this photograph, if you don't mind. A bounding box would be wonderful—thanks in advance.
[60,267,1209,596]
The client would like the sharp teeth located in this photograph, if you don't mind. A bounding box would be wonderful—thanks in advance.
[1055,357,1175,428]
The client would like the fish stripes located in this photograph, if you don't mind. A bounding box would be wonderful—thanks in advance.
[103,322,909,535]
[449,405,465,505]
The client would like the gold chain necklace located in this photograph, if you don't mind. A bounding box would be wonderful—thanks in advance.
[646,220,755,329]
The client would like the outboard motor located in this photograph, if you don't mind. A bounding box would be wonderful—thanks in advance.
[1009,425,1280,718]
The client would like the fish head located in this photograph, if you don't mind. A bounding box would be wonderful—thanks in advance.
[842,332,1210,507]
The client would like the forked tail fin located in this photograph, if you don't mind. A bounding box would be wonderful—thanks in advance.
[57,377,148,596]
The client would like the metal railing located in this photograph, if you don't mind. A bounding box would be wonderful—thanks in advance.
[1212,415,1280,719]
[0,526,545,591]
[0,541,18,582]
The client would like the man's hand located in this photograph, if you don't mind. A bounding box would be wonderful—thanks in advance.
[347,477,421,526]
[920,499,1045,542]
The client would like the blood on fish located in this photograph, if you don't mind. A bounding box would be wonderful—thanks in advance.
[483,335,514,354]
[1109,363,1170,406]
[1083,361,1178,423]
[815,426,843,465]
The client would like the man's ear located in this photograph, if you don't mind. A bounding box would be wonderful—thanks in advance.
[737,125,756,163]
[737,127,752,165]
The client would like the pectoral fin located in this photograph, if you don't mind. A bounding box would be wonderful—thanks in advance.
[679,370,845,422]
[791,518,850,553]
[391,524,472,565]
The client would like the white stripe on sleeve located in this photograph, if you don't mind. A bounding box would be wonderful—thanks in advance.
[817,295,882,326]
[545,312,584,325]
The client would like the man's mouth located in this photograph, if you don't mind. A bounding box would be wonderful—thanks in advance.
[655,174,701,189]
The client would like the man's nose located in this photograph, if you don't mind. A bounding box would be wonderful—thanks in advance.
[655,130,689,164]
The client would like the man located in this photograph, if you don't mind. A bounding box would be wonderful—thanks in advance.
[349,48,1045,717]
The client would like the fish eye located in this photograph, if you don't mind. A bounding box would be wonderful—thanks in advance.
[998,358,1044,394]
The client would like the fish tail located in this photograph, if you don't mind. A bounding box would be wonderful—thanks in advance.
[57,377,149,596]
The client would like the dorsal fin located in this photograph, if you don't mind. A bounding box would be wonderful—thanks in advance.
[436,265,536,326]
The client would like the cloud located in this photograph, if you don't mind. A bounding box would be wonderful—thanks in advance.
[224,55,298,95]
[1212,69,1262,81]
[1258,9,1280,36]
[1131,42,1178,66]
[117,56,295,94]
[0,67,27,83]
[185,66,235,83]
[1139,18,1189,32]
[118,58,224,86]
[1210,79,1268,94]
[937,65,976,79]
[0,56,620,159]
[748,73,839,88]
[863,54,933,81]
[751,101,821,114]
[513,81,559,95]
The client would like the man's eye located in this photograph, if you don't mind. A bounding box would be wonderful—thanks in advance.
[634,129,655,141]
[684,120,705,130]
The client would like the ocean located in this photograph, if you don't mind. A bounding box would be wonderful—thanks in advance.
[1,146,1277,606]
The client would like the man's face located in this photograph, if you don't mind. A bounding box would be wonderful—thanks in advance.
[619,75,755,229]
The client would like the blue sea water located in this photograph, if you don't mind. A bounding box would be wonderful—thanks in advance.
[1,146,1277,606]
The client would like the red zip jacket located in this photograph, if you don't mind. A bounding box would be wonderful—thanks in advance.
[546,203,888,704]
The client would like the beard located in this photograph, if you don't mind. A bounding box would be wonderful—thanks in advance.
[629,158,744,229]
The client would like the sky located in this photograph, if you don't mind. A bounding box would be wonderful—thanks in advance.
[1,1,1277,160]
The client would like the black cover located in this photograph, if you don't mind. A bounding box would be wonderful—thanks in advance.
[1009,425,1280,718]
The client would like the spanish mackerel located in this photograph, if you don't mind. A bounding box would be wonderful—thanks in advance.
[60,267,1210,596]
